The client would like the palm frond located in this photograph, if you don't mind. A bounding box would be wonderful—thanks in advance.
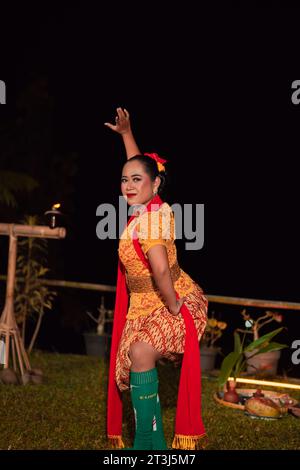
[0,171,39,207]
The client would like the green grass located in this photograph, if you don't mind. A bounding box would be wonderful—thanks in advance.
[0,351,300,450]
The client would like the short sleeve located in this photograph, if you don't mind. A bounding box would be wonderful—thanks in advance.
[136,203,175,256]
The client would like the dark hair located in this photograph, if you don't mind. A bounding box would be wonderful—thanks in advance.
[123,154,168,197]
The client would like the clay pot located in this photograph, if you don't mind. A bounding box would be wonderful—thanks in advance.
[245,350,281,376]
[200,346,219,371]
[224,380,240,403]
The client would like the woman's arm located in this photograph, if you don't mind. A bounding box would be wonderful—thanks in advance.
[147,245,185,316]
[104,107,141,159]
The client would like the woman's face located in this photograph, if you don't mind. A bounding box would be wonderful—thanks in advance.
[121,160,160,208]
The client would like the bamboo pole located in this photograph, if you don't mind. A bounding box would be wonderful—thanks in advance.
[0,223,66,381]
[0,276,116,292]
[0,224,66,239]
[5,330,10,370]
[205,295,300,311]
[42,279,116,293]
[11,337,17,372]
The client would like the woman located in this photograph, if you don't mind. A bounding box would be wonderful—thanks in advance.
[105,108,208,450]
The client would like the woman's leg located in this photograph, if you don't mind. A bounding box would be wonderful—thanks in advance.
[129,342,167,450]
[129,341,161,372]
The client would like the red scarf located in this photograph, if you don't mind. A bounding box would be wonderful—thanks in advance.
[107,195,206,450]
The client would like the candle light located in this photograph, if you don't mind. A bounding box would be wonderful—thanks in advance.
[44,203,63,229]
[229,376,300,391]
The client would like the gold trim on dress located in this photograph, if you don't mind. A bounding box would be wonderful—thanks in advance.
[172,433,208,450]
[107,435,125,449]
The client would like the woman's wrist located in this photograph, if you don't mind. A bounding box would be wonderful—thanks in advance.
[121,128,133,137]
[168,300,178,314]
[168,300,177,310]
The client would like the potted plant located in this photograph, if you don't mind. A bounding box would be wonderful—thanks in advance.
[200,313,227,371]
[218,327,287,403]
[237,309,285,376]
[83,296,113,358]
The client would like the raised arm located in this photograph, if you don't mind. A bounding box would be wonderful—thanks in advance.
[104,107,141,160]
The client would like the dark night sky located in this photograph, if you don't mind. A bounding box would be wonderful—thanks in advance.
[1,4,300,332]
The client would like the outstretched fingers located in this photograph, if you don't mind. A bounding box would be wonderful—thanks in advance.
[116,107,128,121]
[104,122,116,130]
[104,107,130,133]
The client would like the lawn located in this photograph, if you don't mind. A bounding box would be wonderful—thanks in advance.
[0,351,300,450]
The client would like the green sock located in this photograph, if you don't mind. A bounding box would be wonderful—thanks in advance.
[130,368,158,450]
[152,393,168,450]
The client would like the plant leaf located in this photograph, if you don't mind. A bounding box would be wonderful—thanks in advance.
[0,171,39,207]
[250,342,288,355]
[244,328,284,352]
[234,331,242,354]
[218,351,241,388]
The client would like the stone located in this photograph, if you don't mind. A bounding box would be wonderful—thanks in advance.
[0,368,19,385]
[30,372,43,384]
[21,372,31,385]
[31,368,43,377]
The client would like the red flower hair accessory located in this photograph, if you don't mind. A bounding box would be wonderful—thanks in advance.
[144,153,167,172]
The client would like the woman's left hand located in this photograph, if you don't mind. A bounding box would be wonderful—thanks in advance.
[104,107,131,135]
[169,297,186,316]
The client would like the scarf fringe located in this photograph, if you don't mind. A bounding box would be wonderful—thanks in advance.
[108,435,125,449]
[172,434,208,450]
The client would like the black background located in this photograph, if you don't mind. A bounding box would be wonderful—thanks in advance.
[0,3,300,363]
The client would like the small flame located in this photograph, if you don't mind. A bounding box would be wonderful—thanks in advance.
[52,203,61,210]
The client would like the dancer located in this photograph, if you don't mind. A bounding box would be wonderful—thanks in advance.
[105,108,208,450]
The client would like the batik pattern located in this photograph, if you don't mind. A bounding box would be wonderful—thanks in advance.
[116,282,208,391]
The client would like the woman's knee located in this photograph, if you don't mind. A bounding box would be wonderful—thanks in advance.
[129,341,159,366]
[129,342,147,363]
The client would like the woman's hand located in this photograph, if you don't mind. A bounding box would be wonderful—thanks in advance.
[104,107,141,158]
[104,107,131,135]
[169,297,186,316]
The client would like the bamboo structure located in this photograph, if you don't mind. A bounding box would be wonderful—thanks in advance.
[0,223,66,382]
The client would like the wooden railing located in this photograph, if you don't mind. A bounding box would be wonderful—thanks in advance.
[1,275,300,311]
